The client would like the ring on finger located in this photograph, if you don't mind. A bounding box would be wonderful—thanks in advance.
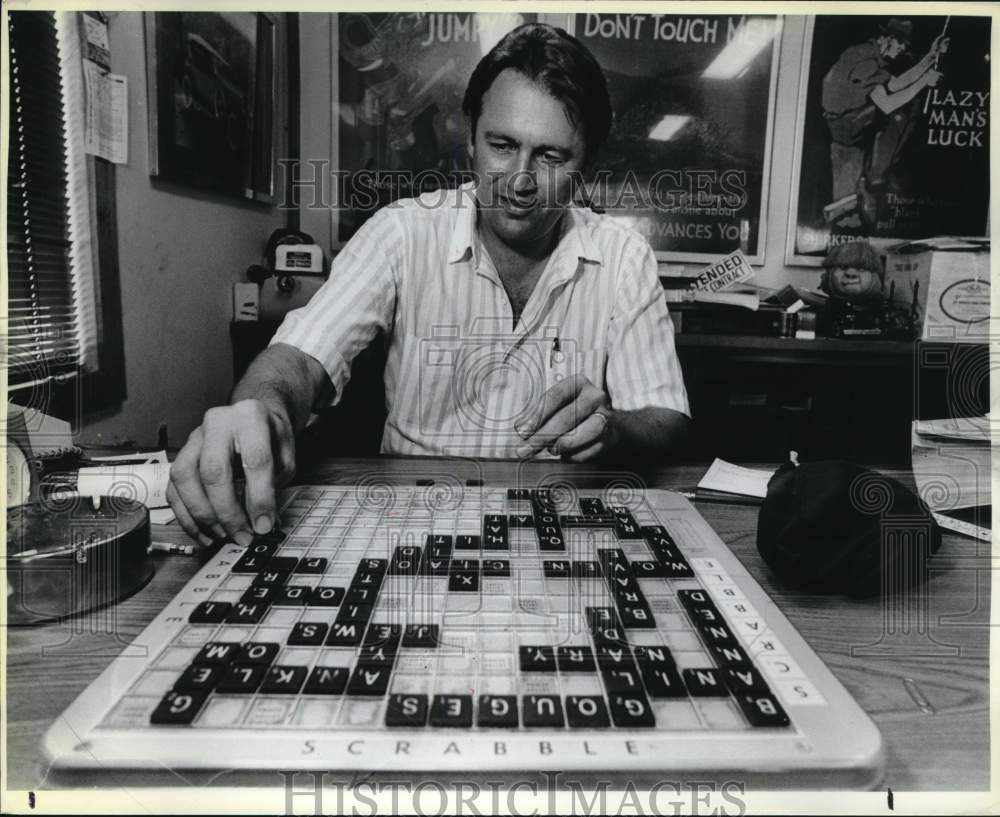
[592,408,611,434]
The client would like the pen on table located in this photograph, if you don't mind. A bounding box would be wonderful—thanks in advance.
[675,489,763,506]
[148,541,196,556]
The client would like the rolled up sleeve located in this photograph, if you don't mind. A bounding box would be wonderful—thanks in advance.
[270,209,400,405]
[605,240,690,417]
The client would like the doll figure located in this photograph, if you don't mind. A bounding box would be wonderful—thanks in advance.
[818,240,886,337]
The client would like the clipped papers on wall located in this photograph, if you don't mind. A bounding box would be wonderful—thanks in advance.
[83,59,128,164]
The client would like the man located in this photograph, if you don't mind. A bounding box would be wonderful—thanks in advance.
[168,23,690,547]
[821,18,947,225]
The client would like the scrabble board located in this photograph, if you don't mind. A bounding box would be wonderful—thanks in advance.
[44,485,884,787]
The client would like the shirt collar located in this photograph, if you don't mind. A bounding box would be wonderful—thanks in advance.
[446,183,603,271]
[446,184,479,265]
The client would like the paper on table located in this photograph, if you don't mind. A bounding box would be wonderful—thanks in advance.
[90,450,169,464]
[911,422,990,510]
[149,508,177,525]
[685,290,760,311]
[697,458,776,499]
[914,416,992,443]
[77,461,169,508]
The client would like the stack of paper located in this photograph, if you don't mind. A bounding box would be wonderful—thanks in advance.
[77,450,176,524]
[911,417,992,512]
[6,403,77,458]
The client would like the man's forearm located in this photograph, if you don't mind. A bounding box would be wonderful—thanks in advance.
[605,406,690,464]
[871,78,926,115]
[888,54,934,93]
[231,343,330,435]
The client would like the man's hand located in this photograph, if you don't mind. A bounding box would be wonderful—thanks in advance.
[931,34,950,57]
[515,374,617,462]
[167,399,296,547]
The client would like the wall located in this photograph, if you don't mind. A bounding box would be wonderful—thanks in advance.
[299,13,821,292]
[80,12,285,447]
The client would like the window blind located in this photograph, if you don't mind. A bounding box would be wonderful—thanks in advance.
[6,11,87,389]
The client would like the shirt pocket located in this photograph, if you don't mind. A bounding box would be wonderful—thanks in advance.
[392,332,459,438]
[548,346,608,394]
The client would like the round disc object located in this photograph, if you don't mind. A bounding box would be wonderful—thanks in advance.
[6,496,153,625]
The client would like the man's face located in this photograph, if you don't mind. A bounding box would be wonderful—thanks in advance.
[879,36,905,60]
[468,69,587,254]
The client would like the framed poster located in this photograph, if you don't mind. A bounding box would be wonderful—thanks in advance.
[335,11,537,244]
[787,15,991,265]
[145,12,276,201]
[567,13,782,263]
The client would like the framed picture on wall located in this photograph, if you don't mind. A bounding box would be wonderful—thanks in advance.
[144,11,276,202]
[333,11,538,245]
[786,14,991,265]
[564,12,782,263]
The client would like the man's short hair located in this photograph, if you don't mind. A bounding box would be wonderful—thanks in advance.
[462,22,613,164]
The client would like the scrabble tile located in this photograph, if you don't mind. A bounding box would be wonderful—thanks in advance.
[477,695,519,727]
[682,668,729,697]
[216,664,266,694]
[565,695,610,728]
[174,664,224,693]
[734,693,790,727]
[150,690,208,724]
[188,601,232,624]
[609,693,655,727]
[309,586,345,606]
[430,695,473,727]
[556,646,596,673]
[260,665,307,694]
[522,695,564,728]
[519,645,557,672]
[304,666,349,695]
[386,694,428,726]
[347,664,392,696]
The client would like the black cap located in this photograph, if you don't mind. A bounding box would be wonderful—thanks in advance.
[879,18,913,46]
[757,460,941,598]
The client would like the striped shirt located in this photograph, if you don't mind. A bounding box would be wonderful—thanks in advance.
[272,185,689,458]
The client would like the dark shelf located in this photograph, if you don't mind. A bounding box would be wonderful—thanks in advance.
[231,323,986,466]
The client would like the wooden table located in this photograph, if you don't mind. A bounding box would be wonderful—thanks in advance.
[5,458,990,795]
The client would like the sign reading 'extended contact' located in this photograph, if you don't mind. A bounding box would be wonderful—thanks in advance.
[693,250,754,293]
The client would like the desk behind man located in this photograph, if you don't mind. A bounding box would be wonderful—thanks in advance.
[168,23,690,550]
